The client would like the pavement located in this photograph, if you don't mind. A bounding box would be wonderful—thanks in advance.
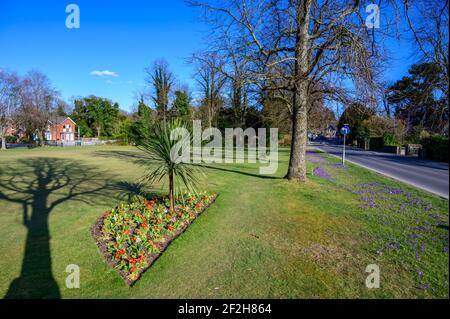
[310,142,449,199]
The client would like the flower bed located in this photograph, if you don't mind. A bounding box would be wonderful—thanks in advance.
[91,192,218,285]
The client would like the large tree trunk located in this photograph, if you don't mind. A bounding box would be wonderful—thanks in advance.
[285,2,311,182]
[1,126,6,150]
[285,82,308,181]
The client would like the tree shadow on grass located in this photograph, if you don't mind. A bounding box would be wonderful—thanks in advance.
[93,149,282,180]
[192,163,282,180]
[0,158,127,299]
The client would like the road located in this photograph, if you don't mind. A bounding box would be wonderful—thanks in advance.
[312,142,449,199]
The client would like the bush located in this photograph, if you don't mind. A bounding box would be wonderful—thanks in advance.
[382,132,398,146]
[370,133,399,150]
[421,135,449,162]
[5,136,18,143]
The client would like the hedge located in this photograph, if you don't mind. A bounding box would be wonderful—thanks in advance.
[421,136,449,162]
[369,133,399,150]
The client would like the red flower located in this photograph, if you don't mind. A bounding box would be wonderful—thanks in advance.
[138,255,145,262]
[115,249,125,259]
[130,266,137,273]
[128,257,137,264]
[144,199,155,210]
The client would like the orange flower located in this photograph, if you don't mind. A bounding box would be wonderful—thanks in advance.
[167,225,174,231]
[138,255,145,262]
[144,199,155,209]
[115,249,125,259]
[123,229,131,235]
[128,257,137,264]
[141,221,149,229]
[130,266,137,273]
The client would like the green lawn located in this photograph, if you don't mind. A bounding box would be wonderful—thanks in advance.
[0,145,448,298]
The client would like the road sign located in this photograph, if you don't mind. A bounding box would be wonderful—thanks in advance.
[341,125,350,166]
[340,125,350,135]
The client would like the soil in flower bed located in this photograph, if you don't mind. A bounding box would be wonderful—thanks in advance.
[91,192,218,286]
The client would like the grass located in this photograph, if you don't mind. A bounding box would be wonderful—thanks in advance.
[0,145,448,298]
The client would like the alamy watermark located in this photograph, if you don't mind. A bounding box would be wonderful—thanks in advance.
[365,4,380,29]
[365,264,380,288]
[65,4,80,29]
[169,121,279,175]
[65,264,80,288]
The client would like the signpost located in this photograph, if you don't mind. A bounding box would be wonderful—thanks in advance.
[340,124,350,166]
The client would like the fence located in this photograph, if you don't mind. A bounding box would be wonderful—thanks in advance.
[45,139,118,147]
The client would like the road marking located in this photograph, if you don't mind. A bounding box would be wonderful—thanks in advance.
[313,146,449,199]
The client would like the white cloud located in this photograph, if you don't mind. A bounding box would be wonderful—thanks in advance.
[90,70,119,77]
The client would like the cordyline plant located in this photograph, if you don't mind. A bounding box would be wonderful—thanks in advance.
[138,119,199,212]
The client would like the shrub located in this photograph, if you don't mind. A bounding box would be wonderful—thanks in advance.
[5,136,18,143]
[370,133,399,150]
[382,132,398,146]
[421,135,449,162]
[139,119,199,211]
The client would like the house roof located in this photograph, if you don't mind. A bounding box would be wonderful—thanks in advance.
[48,116,76,125]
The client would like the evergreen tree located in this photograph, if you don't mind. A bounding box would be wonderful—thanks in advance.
[172,90,192,122]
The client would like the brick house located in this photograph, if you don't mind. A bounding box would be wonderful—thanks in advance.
[45,117,77,142]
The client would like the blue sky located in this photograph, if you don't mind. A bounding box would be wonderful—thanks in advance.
[0,0,416,112]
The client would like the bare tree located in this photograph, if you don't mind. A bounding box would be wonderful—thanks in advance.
[402,0,449,134]
[192,53,227,127]
[146,59,174,122]
[190,0,381,181]
[403,0,449,95]
[0,70,21,150]
[14,70,59,145]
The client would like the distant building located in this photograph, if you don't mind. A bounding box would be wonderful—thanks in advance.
[45,117,77,142]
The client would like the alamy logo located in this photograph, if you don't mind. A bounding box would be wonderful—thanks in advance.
[169,121,279,175]
[65,4,80,29]
[365,4,380,29]
[65,264,80,288]
[365,264,380,288]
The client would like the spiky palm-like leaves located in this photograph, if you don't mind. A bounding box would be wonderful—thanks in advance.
[139,119,198,211]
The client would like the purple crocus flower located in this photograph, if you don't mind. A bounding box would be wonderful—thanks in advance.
[313,167,332,180]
